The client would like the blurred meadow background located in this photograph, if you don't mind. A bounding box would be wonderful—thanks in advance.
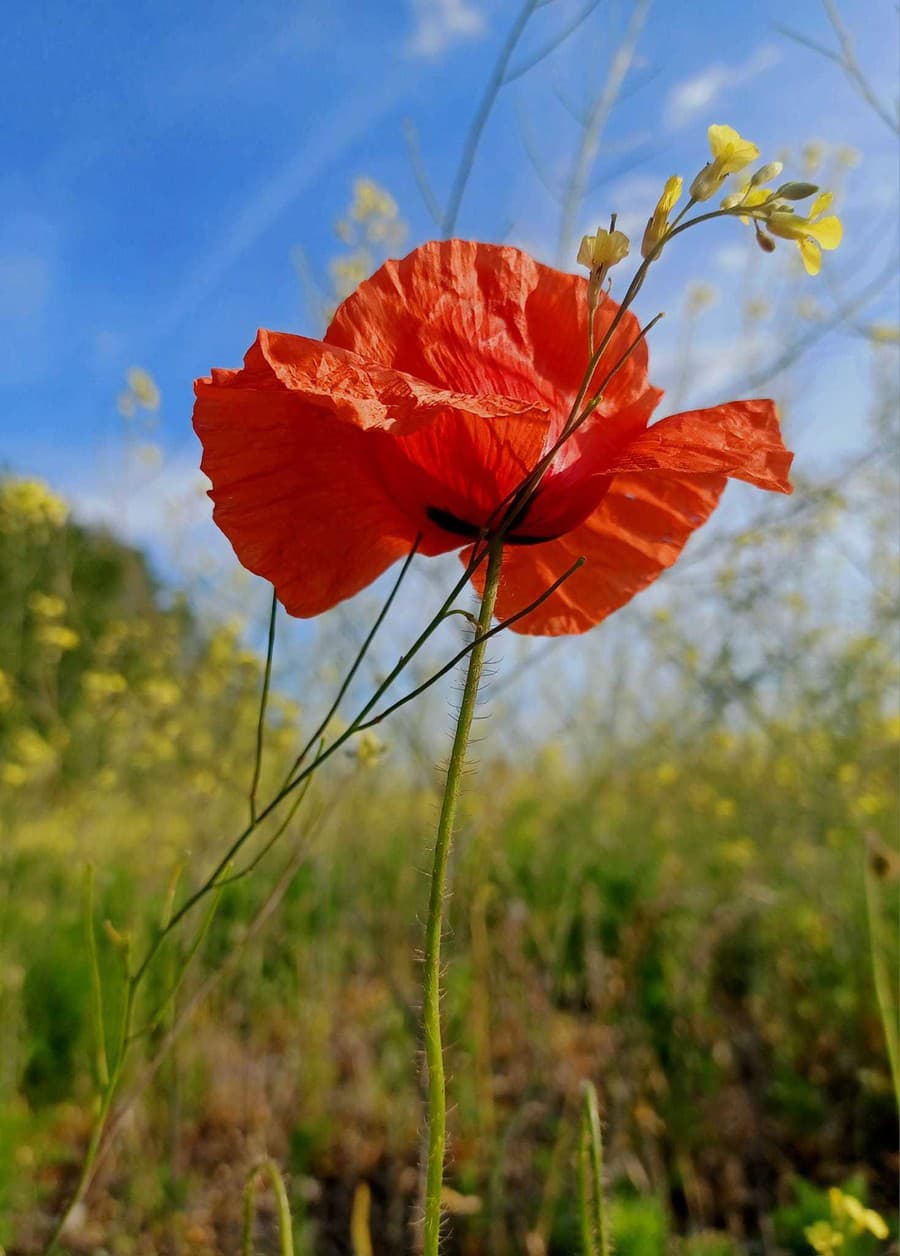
[1,0,898,1252]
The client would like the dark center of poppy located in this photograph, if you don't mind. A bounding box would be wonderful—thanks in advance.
[426,505,559,547]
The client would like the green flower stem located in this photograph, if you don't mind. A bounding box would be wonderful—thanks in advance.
[863,852,900,1112]
[422,540,504,1256]
[45,969,135,1254]
[242,1158,295,1256]
[580,1080,610,1256]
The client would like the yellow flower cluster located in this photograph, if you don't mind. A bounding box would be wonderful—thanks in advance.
[635,124,844,277]
[28,592,67,619]
[0,479,68,531]
[805,1188,889,1253]
[36,624,80,652]
[118,366,161,418]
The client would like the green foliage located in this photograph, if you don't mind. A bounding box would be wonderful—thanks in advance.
[0,465,896,1251]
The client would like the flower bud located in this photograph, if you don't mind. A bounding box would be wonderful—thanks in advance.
[755,229,776,254]
[775,181,819,201]
[749,161,783,188]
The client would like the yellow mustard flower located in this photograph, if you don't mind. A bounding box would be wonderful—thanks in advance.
[0,479,68,530]
[36,624,80,652]
[641,175,682,257]
[577,226,630,306]
[28,592,67,619]
[767,193,843,275]
[805,1220,844,1254]
[577,227,630,271]
[81,671,128,700]
[126,367,161,411]
[691,124,760,201]
[828,1188,890,1241]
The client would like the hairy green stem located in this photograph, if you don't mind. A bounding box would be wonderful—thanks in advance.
[422,541,504,1255]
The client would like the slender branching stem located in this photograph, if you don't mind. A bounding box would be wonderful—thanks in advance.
[422,541,504,1255]
[249,589,278,823]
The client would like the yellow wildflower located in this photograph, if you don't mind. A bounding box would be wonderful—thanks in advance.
[28,592,66,619]
[350,178,398,222]
[805,1220,844,1255]
[577,227,630,271]
[0,479,68,531]
[767,193,843,275]
[0,763,28,788]
[126,367,161,411]
[36,624,80,652]
[577,226,630,305]
[867,323,900,344]
[82,671,128,700]
[686,282,717,314]
[641,175,682,258]
[691,124,760,201]
[827,1189,890,1241]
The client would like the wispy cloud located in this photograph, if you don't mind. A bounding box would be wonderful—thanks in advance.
[407,0,485,58]
[665,45,781,130]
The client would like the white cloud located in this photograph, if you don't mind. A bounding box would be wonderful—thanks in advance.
[407,0,485,58]
[665,45,781,130]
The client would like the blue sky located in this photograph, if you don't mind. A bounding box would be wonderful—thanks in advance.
[2,0,897,575]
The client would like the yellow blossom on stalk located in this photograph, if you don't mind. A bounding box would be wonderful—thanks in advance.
[0,479,68,531]
[577,226,630,305]
[577,227,630,271]
[641,175,683,258]
[28,592,66,619]
[805,1221,844,1255]
[36,624,80,652]
[867,322,900,344]
[126,367,161,411]
[690,124,760,201]
[767,192,843,275]
[828,1189,889,1241]
[82,671,128,700]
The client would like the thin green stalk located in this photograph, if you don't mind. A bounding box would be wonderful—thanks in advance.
[422,540,504,1256]
[863,852,900,1111]
[578,1123,596,1256]
[45,962,136,1254]
[84,865,109,1090]
[249,589,278,823]
[580,1081,610,1256]
[242,1158,295,1256]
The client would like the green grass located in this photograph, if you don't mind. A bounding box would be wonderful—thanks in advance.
[0,476,897,1253]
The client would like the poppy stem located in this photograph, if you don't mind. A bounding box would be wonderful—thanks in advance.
[422,539,504,1256]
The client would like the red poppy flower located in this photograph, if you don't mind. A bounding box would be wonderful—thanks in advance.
[194,240,792,635]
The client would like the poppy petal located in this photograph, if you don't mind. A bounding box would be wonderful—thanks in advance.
[194,365,419,618]
[325,240,651,423]
[608,399,793,492]
[467,471,726,634]
[242,327,543,435]
[380,407,549,553]
[521,385,665,538]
